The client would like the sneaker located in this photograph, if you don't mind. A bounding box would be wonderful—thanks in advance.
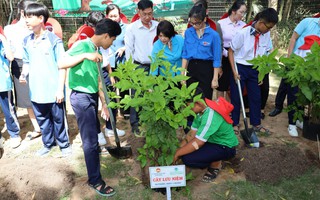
[98,132,107,146]
[296,120,303,129]
[288,125,298,137]
[10,136,21,149]
[105,128,125,137]
[35,147,51,156]
[61,146,72,157]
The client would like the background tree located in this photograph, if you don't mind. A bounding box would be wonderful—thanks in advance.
[246,0,253,22]
[268,0,279,49]
[0,0,11,26]
[282,0,293,22]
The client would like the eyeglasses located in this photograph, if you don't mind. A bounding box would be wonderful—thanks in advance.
[189,20,203,27]
[263,22,274,30]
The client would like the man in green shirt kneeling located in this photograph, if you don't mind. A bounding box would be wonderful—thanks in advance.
[174,88,239,183]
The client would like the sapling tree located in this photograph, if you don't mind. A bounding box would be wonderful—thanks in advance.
[109,50,200,167]
[248,43,320,123]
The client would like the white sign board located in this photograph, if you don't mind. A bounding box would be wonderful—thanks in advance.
[149,165,186,189]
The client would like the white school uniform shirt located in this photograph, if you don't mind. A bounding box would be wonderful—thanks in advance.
[230,26,272,65]
[100,47,110,67]
[124,19,158,64]
[4,20,32,59]
[294,49,310,58]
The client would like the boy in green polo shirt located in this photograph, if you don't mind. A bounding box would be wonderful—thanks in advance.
[59,18,121,197]
[174,88,238,182]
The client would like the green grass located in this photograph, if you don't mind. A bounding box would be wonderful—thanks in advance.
[210,169,320,200]
[100,156,130,178]
[64,152,320,200]
[59,143,320,200]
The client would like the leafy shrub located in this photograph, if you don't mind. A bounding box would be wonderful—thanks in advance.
[109,50,200,167]
[249,43,320,123]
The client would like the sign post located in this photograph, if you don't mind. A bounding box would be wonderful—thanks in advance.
[149,165,186,200]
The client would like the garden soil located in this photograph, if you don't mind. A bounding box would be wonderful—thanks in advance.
[0,75,319,199]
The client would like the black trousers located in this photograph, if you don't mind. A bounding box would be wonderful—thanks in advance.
[275,78,288,110]
[187,59,214,99]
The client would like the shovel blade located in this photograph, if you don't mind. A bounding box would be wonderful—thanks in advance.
[240,128,260,148]
[106,146,132,159]
[240,128,253,144]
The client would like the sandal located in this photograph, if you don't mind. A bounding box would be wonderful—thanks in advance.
[26,130,42,140]
[233,125,240,135]
[202,168,220,183]
[88,180,116,197]
[253,125,270,135]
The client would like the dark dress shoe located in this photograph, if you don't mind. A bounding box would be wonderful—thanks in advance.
[269,108,282,117]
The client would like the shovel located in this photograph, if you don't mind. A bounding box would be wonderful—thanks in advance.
[97,62,132,159]
[234,62,259,148]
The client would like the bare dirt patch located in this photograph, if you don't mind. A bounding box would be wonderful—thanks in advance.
[0,158,75,199]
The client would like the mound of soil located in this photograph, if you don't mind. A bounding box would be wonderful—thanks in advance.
[0,158,75,200]
[234,144,316,183]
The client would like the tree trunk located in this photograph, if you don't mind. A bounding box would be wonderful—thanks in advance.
[246,0,253,22]
[268,0,278,49]
[285,0,292,21]
[282,0,292,22]
[0,0,10,26]
[268,0,278,8]
[278,0,285,21]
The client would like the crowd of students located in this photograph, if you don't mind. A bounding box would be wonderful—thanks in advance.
[0,0,319,197]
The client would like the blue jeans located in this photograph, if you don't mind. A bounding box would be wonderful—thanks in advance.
[0,91,20,138]
[70,90,102,185]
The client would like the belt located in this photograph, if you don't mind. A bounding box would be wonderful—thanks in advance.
[134,60,151,67]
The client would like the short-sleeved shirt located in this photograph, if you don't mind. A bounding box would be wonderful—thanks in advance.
[182,25,222,68]
[4,21,32,59]
[230,26,272,65]
[150,34,184,76]
[23,30,65,103]
[218,17,246,48]
[67,38,99,94]
[293,18,320,53]
[192,107,239,148]
[0,42,12,92]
